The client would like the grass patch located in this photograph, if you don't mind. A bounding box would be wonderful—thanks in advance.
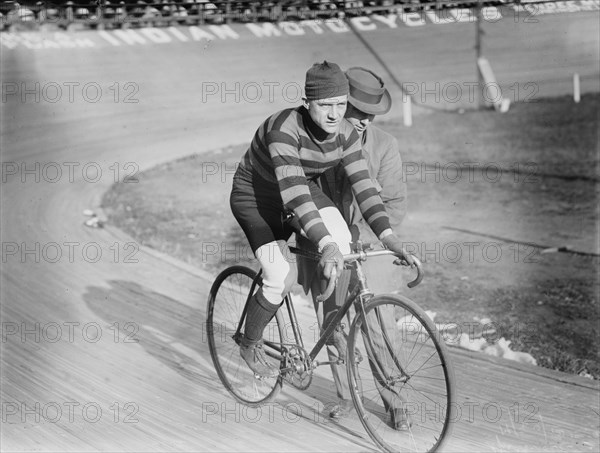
[398,94,599,179]
[102,93,599,378]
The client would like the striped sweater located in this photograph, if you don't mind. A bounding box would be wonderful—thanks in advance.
[237,106,391,247]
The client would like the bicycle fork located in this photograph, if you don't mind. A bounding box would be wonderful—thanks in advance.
[352,262,411,399]
[356,301,411,398]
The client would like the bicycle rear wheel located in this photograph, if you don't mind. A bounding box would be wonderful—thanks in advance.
[347,295,455,453]
[207,265,284,407]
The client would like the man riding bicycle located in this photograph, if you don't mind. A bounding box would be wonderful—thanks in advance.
[229,60,413,379]
[297,66,411,429]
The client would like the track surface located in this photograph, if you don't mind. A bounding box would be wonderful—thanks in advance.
[2,11,599,452]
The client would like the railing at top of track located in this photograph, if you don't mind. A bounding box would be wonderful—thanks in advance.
[0,0,595,31]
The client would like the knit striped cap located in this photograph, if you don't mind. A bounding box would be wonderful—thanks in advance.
[304,61,349,101]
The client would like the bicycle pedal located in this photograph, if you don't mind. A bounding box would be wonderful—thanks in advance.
[334,357,345,365]
[253,371,279,380]
[354,349,363,363]
[328,350,362,365]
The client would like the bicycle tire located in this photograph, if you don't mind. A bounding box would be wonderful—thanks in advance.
[207,265,284,407]
[346,295,455,453]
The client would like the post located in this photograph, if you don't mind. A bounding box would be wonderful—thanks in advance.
[475,0,483,109]
[573,73,581,103]
[225,0,231,24]
[403,95,413,127]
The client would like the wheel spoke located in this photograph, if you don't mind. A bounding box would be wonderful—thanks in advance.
[347,295,455,453]
[207,266,283,406]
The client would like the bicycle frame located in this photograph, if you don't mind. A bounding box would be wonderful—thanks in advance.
[234,246,422,382]
[296,260,367,365]
[230,265,364,367]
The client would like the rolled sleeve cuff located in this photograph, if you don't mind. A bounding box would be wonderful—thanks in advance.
[317,235,334,253]
[378,229,393,240]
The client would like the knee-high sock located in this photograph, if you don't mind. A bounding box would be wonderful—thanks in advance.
[243,288,281,344]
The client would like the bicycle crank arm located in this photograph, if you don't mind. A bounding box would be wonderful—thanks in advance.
[314,356,362,367]
[314,359,345,367]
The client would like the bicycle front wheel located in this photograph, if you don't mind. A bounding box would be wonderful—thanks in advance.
[347,295,455,453]
[207,265,284,407]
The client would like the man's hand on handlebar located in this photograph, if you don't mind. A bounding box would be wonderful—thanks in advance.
[319,242,344,281]
[381,233,415,267]
[316,242,344,303]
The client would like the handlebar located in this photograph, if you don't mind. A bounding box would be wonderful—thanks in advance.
[315,250,424,303]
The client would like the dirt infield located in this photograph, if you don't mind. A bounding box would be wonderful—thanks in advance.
[102,93,599,379]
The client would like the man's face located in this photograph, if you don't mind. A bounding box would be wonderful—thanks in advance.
[345,103,376,137]
[305,95,348,134]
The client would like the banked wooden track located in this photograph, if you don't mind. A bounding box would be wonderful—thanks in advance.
[1,9,599,452]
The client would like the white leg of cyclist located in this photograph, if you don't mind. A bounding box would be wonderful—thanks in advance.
[255,239,298,304]
[317,206,352,254]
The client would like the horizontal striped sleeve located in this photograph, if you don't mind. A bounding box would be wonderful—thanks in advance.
[293,199,330,241]
[352,179,378,203]
[341,124,391,237]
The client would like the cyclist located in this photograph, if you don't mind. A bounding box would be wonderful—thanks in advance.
[297,66,410,429]
[230,61,412,378]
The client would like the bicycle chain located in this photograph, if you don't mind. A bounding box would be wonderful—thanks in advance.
[279,343,313,390]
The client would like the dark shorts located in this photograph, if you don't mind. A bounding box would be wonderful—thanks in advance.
[230,169,336,253]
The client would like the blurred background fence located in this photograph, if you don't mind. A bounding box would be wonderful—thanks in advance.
[2,0,591,31]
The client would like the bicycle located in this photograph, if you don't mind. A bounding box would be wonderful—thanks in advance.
[206,241,455,453]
